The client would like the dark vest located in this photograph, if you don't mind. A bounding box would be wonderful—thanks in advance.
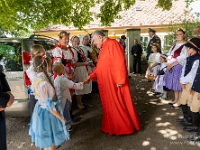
[192,58,200,93]
[184,53,200,76]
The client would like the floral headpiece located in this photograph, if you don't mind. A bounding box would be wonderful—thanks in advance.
[176,27,185,33]
[58,31,70,38]
[152,43,159,47]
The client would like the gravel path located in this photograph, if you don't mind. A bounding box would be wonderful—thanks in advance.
[6,74,200,150]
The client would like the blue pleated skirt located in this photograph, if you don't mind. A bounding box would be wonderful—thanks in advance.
[29,99,69,148]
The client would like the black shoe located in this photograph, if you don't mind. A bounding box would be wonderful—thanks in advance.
[168,102,175,105]
[183,126,199,132]
[177,118,187,123]
[56,145,61,149]
[179,121,193,127]
[71,117,80,123]
[67,126,74,132]
[188,133,200,141]
[82,103,88,106]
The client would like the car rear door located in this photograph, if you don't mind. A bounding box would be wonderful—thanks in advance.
[0,39,28,100]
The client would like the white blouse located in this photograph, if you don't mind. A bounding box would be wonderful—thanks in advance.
[148,52,161,64]
[71,47,86,62]
[79,44,92,60]
[26,64,36,82]
[54,75,84,110]
[167,43,188,66]
[32,72,55,103]
[52,47,74,63]
[180,59,199,84]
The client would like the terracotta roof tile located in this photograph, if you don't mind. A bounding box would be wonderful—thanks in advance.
[41,0,195,31]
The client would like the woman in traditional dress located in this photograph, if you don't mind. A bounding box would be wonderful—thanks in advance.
[71,36,92,109]
[164,28,188,107]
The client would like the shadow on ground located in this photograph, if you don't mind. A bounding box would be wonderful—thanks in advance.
[6,74,200,150]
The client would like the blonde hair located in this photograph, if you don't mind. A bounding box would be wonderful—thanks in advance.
[30,44,45,58]
[52,62,63,73]
[33,56,58,101]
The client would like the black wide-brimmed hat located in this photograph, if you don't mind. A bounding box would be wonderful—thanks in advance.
[185,38,200,51]
[121,35,126,39]
[149,28,156,33]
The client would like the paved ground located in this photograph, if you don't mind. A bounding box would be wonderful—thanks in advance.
[6,74,200,150]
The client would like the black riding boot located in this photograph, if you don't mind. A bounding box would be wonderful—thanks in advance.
[184,112,200,132]
[178,105,192,126]
[188,113,200,141]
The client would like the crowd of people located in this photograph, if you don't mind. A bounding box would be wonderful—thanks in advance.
[0,30,141,150]
[144,26,200,142]
[1,26,200,149]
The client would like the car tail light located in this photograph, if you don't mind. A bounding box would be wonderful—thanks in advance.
[22,51,32,86]
[24,71,31,86]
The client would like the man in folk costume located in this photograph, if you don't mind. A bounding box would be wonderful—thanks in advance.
[146,28,161,61]
[85,30,140,135]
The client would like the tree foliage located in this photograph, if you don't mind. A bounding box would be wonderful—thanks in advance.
[0,0,197,33]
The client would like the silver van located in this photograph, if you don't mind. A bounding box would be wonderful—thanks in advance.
[0,35,57,117]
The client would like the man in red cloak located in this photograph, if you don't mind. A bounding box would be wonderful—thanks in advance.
[85,30,140,135]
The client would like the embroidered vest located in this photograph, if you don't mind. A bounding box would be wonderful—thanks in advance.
[170,44,184,58]
[184,53,200,76]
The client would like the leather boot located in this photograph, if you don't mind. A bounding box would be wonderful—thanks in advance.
[183,112,200,132]
[186,105,192,123]
[177,105,190,123]
[188,132,200,141]
[70,110,80,123]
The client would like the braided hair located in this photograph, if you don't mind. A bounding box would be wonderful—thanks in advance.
[33,55,58,101]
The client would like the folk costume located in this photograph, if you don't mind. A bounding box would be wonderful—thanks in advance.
[89,38,140,135]
[54,74,84,128]
[180,38,200,135]
[145,52,161,80]
[152,61,167,94]
[72,47,91,95]
[51,44,76,93]
[179,53,200,132]
[52,44,75,78]
[24,51,38,116]
[29,72,69,148]
[164,43,188,91]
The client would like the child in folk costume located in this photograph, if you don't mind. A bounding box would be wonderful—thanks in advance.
[29,55,69,150]
[177,38,200,138]
[53,62,89,131]
[152,54,168,98]
[25,44,45,116]
[145,43,161,87]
